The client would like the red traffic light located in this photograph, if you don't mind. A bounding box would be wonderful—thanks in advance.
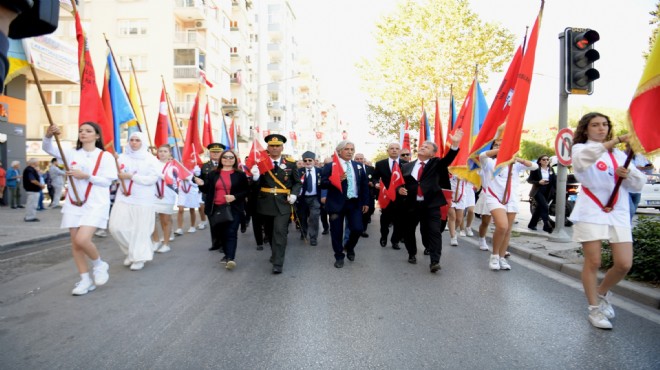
[573,29,600,50]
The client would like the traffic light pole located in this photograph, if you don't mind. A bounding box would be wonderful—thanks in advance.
[550,32,571,242]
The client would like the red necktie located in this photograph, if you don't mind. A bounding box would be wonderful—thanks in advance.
[417,161,425,197]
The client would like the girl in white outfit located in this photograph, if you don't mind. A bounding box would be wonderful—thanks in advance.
[43,123,118,295]
[109,132,160,271]
[570,112,645,330]
[175,169,200,234]
[480,146,537,271]
[151,145,178,252]
[447,174,467,246]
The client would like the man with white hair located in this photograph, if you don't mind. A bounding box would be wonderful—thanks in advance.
[23,158,45,222]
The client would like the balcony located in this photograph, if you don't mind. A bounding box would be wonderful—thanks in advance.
[267,100,283,113]
[222,100,239,113]
[173,66,200,82]
[174,0,206,20]
[267,63,282,80]
[174,31,206,50]
[268,23,282,41]
[267,43,281,59]
[267,82,282,93]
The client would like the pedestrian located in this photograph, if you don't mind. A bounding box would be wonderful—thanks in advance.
[321,140,370,269]
[151,145,177,253]
[22,158,45,222]
[297,151,322,246]
[197,149,248,269]
[49,158,66,208]
[0,160,5,206]
[372,142,407,250]
[354,153,375,238]
[7,160,22,208]
[249,134,302,274]
[527,155,556,233]
[43,123,117,296]
[397,130,463,273]
[37,167,46,211]
[198,142,225,251]
[109,131,160,271]
[570,112,645,329]
[479,139,538,271]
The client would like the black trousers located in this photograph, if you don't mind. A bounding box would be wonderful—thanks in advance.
[380,202,404,244]
[530,187,551,226]
[404,202,443,264]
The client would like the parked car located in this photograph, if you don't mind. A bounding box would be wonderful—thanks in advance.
[638,174,660,210]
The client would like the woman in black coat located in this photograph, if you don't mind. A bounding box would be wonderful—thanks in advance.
[527,155,556,233]
[197,150,248,269]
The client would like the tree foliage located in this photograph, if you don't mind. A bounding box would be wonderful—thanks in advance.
[644,1,660,60]
[357,0,515,138]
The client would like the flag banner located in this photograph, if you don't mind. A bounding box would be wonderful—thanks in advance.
[496,6,543,169]
[434,98,445,158]
[100,72,116,152]
[181,92,203,170]
[329,152,345,192]
[448,79,475,167]
[386,161,405,201]
[230,118,238,151]
[628,36,660,155]
[127,71,143,136]
[105,52,136,153]
[402,120,411,151]
[245,137,266,170]
[220,114,231,149]
[419,103,430,150]
[202,103,213,148]
[445,92,457,153]
[377,179,391,209]
[154,88,170,148]
[6,39,30,86]
[163,159,192,190]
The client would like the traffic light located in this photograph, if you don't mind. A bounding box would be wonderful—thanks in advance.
[564,27,600,95]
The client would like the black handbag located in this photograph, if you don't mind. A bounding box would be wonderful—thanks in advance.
[210,174,234,226]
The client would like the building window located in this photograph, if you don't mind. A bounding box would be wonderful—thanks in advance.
[174,49,196,66]
[43,90,63,105]
[118,19,147,36]
[118,55,148,71]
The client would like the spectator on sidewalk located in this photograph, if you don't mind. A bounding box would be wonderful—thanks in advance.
[7,161,22,208]
[49,158,66,208]
[23,158,45,222]
[37,168,46,211]
[0,159,6,206]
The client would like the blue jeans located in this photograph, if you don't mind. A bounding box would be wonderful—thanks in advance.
[217,207,241,260]
[629,192,641,221]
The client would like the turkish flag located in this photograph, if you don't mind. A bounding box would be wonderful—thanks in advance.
[329,152,345,192]
[386,161,405,201]
[202,103,213,148]
[256,152,274,175]
[377,179,390,209]
[181,92,203,170]
[154,88,169,148]
[163,159,192,186]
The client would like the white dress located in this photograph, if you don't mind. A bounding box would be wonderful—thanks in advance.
[176,178,200,209]
[42,136,117,229]
[480,153,538,213]
[449,174,468,210]
[153,160,178,215]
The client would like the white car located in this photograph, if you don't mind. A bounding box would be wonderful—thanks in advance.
[638,174,660,210]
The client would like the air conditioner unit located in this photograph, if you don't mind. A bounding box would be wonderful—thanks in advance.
[195,20,207,29]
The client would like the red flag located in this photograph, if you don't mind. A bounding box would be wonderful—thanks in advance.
[228,117,236,149]
[419,102,427,150]
[199,69,214,88]
[256,151,274,174]
[329,152,345,192]
[496,5,543,168]
[100,72,115,152]
[202,103,213,148]
[181,92,203,170]
[628,36,660,154]
[154,88,169,148]
[377,179,391,209]
[75,9,112,147]
[449,79,476,167]
[163,159,193,185]
[434,98,444,158]
[402,120,411,151]
[386,161,405,201]
[245,137,265,169]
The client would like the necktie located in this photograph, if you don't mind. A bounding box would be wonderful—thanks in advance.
[306,169,313,193]
[346,161,356,199]
[417,161,425,197]
[273,160,278,172]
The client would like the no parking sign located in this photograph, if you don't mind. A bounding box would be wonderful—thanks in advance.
[555,128,574,166]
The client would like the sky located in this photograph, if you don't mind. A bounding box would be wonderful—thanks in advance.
[290,0,656,156]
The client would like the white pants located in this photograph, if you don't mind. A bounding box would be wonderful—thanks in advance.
[25,191,40,220]
[51,185,63,207]
[109,202,156,263]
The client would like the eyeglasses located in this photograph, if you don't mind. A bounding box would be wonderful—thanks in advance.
[222,156,235,160]
[541,158,549,161]
[303,159,314,162]
[400,153,411,157]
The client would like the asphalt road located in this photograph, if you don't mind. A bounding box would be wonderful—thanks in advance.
[1,219,659,370]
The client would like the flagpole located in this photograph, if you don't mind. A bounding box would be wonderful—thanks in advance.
[161,76,183,160]
[103,34,142,133]
[603,151,634,211]
[30,64,83,206]
[129,58,154,150]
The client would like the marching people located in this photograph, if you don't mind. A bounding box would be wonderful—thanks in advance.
[570,112,645,329]
[49,158,66,208]
[321,140,370,269]
[458,185,476,237]
[197,149,248,269]
[249,134,302,274]
[354,153,375,237]
[297,151,322,246]
[175,167,201,235]
[479,140,537,271]
[199,142,225,251]
[109,131,160,271]
[43,123,117,295]
[151,144,178,253]
[447,173,467,246]
[372,142,407,250]
[397,129,463,273]
[527,154,556,233]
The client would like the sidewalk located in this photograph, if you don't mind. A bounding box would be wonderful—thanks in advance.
[1,202,658,309]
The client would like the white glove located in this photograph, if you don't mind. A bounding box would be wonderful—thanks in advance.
[287,194,297,204]
[193,165,201,177]
[250,165,260,180]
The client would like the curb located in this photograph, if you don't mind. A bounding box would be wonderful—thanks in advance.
[0,232,70,254]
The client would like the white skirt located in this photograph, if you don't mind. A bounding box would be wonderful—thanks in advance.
[61,204,110,229]
[486,194,519,213]
[572,222,632,243]
[474,193,489,215]
[464,187,476,207]
[109,201,155,263]
[177,188,200,209]
[154,203,177,215]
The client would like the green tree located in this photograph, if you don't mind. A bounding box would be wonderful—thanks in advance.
[644,1,659,60]
[357,0,516,138]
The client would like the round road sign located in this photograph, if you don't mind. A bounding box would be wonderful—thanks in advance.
[555,128,574,166]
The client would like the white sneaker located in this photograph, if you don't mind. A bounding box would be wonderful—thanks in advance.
[479,239,490,251]
[152,241,161,252]
[187,227,196,233]
[499,257,511,270]
[93,261,109,286]
[489,255,500,270]
[459,230,466,237]
[169,233,175,241]
[598,292,615,319]
[72,279,96,296]
[588,307,613,329]
[450,237,458,246]
[197,221,207,230]
[156,245,171,253]
[94,229,108,237]
[174,228,184,235]
[466,228,474,237]
[123,257,131,267]
[130,261,145,271]
[226,260,236,270]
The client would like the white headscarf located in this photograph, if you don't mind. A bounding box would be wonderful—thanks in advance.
[124,131,149,160]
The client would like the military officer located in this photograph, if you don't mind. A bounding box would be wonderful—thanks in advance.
[249,134,302,274]
[199,142,225,251]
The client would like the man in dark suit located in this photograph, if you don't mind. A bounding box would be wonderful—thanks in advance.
[354,153,375,237]
[372,142,407,249]
[199,142,225,251]
[297,151,322,246]
[321,141,370,268]
[249,134,302,274]
[398,129,463,273]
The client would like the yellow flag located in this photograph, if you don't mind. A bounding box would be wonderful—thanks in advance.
[127,71,144,135]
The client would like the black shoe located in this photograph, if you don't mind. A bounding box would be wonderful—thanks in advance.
[300,234,305,240]
[528,225,538,231]
[430,262,441,273]
[10,206,16,209]
[322,230,329,235]
[392,243,400,250]
[310,241,317,246]
[334,260,344,268]
[565,220,573,227]
[543,225,553,234]
[361,232,369,238]
[220,256,229,264]
[272,266,282,274]
[240,225,247,233]
[380,238,387,247]
[17,205,24,208]
[423,249,430,256]
[347,254,355,262]
[208,246,220,251]
[24,218,40,222]
[408,256,417,264]
[256,245,264,250]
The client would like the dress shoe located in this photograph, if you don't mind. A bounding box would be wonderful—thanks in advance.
[391,243,400,250]
[322,230,329,235]
[423,249,430,256]
[24,218,40,222]
[208,246,220,251]
[17,205,24,208]
[361,232,369,238]
[430,262,441,273]
[256,245,264,250]
[379,237,387,247]
[347,253,355,262]
[334,260,344,268]
[565,220,574,227]
[527,224,538,231]
[543,225,553,234]
[240,225,247,233]
[272,266,282,274]
[408,256,417,264]
[310,241,317,246]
